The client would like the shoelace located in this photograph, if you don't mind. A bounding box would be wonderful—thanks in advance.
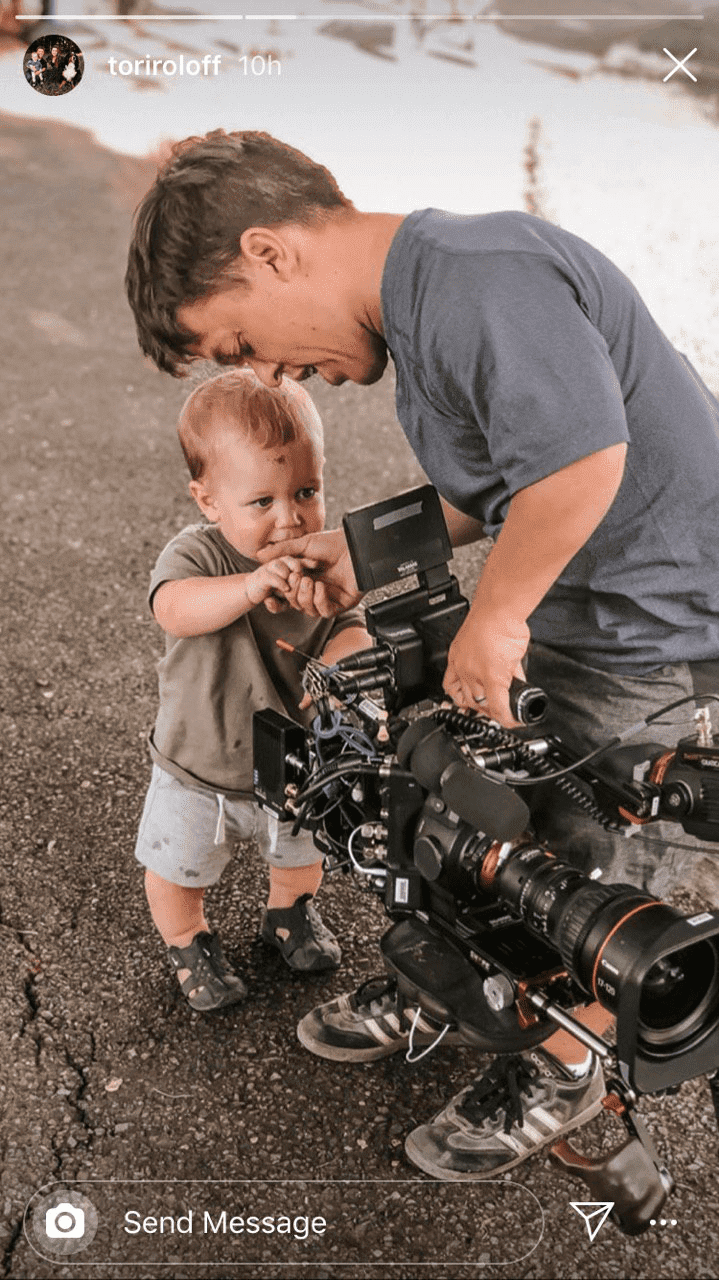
[353,977,452,1062]
[405,1005,451,1063]
[458,1054,540,1134]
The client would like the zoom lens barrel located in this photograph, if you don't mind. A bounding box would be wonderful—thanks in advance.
[479,841,719,1069]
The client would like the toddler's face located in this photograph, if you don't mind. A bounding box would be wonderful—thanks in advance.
[190,427,325,559]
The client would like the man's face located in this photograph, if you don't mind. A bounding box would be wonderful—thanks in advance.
[177,261,389,390]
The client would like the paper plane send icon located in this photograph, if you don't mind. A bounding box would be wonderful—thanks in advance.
[570,1202,614,1242]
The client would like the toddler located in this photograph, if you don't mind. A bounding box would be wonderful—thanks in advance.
[135,370,369,1009]
[27,48,45,86]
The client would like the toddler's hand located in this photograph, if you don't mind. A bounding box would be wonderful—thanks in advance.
[246,558,304,609]
[257,530,361,616]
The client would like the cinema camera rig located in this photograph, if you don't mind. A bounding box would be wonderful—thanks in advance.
[253,486,719,1235]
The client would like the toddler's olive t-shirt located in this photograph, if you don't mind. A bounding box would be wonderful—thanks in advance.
[148,522,363,796]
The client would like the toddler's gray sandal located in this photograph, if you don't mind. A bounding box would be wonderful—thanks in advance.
[168,930,248,1011]
[260,893,341,972]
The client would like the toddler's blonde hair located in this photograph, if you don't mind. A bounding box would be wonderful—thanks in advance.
[178,369,324,483]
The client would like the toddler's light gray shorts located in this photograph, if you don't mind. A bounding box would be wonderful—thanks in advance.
[134,764,319,887]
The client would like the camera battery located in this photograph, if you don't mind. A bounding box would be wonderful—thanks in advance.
[252,708,307,820]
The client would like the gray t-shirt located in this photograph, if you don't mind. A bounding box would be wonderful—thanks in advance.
[148,523,364,796]
[381,209,719,672]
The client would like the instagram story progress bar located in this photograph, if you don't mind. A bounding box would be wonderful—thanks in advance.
[14,11,709,19]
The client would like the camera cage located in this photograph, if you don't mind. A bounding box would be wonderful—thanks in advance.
[252,485,719,1230]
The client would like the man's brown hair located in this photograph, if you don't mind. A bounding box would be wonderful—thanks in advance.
[125,130,351,377]
[178,370,324,484]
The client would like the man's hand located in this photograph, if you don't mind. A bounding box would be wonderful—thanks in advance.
[443,607,529,727]
[257,530,362,618]
[444,444,627,725]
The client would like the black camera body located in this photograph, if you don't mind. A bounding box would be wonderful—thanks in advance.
[253,485,719,1096]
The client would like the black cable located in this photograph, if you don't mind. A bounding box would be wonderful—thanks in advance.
[290,797,315,838]
[438,694,719,789]
[506,740,621,786]
[294,759,382,805]
[291,768,361,835]
[529,755,623,830]
[513,692,719,786]
[431,708,635,829]
[298,752,373,791]
[646,692,719,723]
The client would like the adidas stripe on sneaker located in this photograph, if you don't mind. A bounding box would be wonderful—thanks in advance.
[297,976,466,1062]
[405,1048,605,1180]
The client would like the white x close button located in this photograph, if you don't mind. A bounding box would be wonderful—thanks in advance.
[662,48,698,82]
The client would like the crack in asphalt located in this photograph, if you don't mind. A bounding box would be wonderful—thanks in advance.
[4,924,98,1277]
[62,1044,95,1151]
[19,965,41,1071]
[0,1217,25,1280]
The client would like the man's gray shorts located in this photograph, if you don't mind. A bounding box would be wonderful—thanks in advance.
[525,643,719,903]
[134,765,320,887]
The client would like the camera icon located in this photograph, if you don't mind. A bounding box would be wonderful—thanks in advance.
[45,1203,85,1239]
[29,1189,97,1256]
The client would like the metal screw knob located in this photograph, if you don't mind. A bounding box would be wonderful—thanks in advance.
[483,974,515,1012]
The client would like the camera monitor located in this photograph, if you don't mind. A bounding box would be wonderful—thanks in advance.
[342,484,453,593]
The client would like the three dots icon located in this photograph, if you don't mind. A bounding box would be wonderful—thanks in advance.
[650,1218,678,1227]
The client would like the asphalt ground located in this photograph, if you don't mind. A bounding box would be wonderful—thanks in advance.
[1,110,718,1280]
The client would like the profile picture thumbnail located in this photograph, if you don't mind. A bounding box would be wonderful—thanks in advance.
[24,34,84,97]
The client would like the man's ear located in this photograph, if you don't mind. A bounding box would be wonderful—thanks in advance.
[189,479,218,521]
[239,227,293,281]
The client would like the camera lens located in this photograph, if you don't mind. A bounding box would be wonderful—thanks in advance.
[638,939,719,1047]
[481,840,719,1066]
